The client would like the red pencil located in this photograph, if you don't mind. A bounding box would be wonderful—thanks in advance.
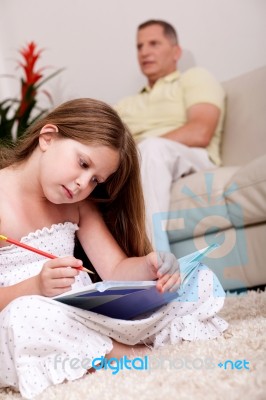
[0,234,94,274]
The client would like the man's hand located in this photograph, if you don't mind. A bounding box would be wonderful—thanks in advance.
[162,103,221,147]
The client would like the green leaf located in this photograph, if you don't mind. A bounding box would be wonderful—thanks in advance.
[1,42,65,143]
[35,67,65,89]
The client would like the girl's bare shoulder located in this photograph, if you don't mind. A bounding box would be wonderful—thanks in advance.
[0,169,12,239]
[78,199,101,220]
[0,168,11,209]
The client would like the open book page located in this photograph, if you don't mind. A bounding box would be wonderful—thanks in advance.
[54,243,219,301]
[178,243,219,286]
[54,280,157,299]
[53,243,219,319]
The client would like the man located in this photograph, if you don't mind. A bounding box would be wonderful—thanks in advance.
[115,20,225,250]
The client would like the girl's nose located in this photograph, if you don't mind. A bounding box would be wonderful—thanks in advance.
[75,172,92,190]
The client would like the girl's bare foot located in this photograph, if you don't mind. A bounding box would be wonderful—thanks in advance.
[87,340,151,374]
[106,340,151,359]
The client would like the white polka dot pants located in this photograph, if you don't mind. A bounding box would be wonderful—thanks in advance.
[0,264,228,399]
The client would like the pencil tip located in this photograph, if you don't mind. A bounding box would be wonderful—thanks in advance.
[0,235,7,240]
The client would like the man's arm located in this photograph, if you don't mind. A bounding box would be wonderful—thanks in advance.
[161,102,221,147]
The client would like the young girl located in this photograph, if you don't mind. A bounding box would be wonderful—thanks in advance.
[0,98,227,399]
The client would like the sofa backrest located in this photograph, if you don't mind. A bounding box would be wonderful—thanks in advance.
[221,66,266,166]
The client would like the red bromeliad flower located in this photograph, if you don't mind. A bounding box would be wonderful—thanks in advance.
[17,42,44,118]
[19,41,43,85]
[0,41,63,143]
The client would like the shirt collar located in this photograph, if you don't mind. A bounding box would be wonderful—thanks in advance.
[140,70,180,93]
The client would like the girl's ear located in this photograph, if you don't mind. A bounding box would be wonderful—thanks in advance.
[40,124,58,134]
[39,124,59,151]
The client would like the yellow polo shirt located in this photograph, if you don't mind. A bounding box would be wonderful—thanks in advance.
[115,68,225,165]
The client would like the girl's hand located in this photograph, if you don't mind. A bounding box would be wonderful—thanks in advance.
[36,256,82,297]
[146,251,181,293]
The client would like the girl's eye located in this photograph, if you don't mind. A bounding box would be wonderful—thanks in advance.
[92,177,99,185]
[79,159,88,169]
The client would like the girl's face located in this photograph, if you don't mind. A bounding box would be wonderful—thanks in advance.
[38,131,120,204]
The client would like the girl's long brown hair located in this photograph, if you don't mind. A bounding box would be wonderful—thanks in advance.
[0,98,152,256]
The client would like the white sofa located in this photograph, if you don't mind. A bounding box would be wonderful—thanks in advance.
[166,66,266,290]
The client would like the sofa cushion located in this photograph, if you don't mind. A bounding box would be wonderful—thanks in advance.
[221,66,266,166]
[167,166,239,242]
[225,154,266,227]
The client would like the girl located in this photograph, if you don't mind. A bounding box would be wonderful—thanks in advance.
[0,98,227,399]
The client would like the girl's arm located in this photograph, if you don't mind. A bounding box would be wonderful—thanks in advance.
[113,252,181,293]
[0,276,40,311]
[77,201,180,292]
[77,200,153,280]
[0,256,82,311]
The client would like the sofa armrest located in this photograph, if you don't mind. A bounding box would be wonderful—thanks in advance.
[221,66,266,166]
[225,154,266,226]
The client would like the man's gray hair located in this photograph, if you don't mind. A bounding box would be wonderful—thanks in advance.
[137,20,178,45]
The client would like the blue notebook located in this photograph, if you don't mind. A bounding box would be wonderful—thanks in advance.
[54,244,219,319]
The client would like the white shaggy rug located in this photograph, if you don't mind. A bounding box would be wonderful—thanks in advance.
[0,290,265,400]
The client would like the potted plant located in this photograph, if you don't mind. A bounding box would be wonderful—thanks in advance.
[0,41,63,146]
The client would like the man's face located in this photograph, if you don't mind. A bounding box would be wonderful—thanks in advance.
[137,24,181,87]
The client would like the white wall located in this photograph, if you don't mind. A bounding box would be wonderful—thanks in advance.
[0,0,265,106]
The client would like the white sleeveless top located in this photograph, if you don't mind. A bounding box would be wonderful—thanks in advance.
[0,222,92,288]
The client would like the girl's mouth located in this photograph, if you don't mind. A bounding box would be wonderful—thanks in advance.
[62,186,73,199]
